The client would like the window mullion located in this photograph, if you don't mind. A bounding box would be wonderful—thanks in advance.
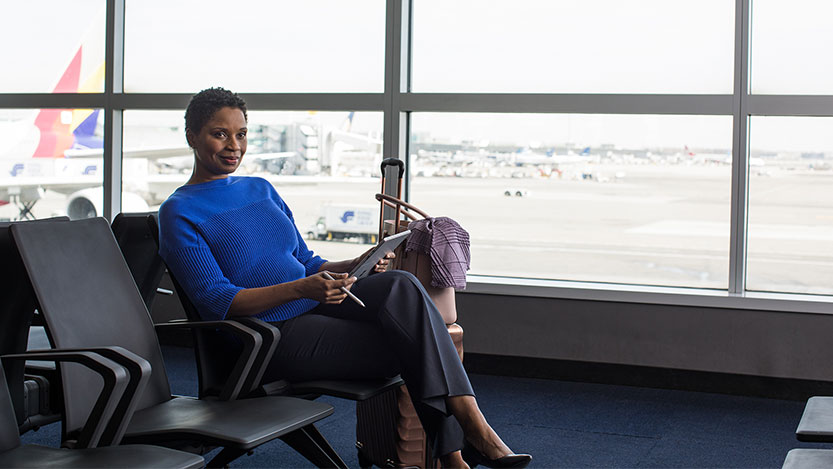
[729,0,752,295]
[103,0,125,222]
[382,0,409,219]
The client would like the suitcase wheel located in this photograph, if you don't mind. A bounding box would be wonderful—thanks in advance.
[357,450,372,468]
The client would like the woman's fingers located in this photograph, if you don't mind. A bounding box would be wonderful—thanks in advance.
[325,290,348,303]
[372,251,396,272]
[319,271,356,303]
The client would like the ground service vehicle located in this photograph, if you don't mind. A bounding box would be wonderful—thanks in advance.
[307,204,379,244]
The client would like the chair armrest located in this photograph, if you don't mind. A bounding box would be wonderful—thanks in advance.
[2,350,132,449]
[154,320,262,401]
[21,345,150,446]
[231,317,280,397]
[70,346,151,447]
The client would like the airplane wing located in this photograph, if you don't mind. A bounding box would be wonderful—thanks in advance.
[0,175,100,195]
[248,151,297,163]
[64,146,192,160]
[0,175,100,210]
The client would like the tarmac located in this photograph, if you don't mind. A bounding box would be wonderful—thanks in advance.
[3,163,830,295]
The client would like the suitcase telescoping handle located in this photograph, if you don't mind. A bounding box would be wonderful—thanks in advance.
[380,158,405,179]
[379,158,406,242]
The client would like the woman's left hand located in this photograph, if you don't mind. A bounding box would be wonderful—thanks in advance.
[372,251,395,274]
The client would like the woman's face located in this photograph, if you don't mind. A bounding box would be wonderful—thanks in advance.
[187,106,247,181]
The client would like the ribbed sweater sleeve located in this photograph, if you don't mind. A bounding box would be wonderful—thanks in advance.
[165,242,243,321]
[158,176,327,322]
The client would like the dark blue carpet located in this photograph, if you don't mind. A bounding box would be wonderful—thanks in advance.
[19,346,827,468]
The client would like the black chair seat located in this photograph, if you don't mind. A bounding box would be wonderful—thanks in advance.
[0,443,204,469]
[797,396,833,442]
[782,448,833,469]
[292,376,404,401]
[123,395,333,449]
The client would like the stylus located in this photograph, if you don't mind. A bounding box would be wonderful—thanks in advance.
[322,272,366,308]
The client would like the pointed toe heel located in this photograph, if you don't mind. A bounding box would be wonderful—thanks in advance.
[461,442,532,468]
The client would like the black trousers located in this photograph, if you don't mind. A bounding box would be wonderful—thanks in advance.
[263,270,474,456]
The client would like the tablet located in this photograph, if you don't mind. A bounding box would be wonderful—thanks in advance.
[350,229,411,279]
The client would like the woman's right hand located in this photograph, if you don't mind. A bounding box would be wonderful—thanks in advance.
[300,271,356,304]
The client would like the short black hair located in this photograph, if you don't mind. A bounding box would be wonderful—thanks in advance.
[184,87,248,140]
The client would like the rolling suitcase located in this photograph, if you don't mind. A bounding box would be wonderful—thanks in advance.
[356,325,464,468]
[355,159,467,468]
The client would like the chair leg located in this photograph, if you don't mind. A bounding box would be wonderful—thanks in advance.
[281,424,348,469]
[206,447,247,468]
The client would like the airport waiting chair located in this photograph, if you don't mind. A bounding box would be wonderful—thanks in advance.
[782,448,833,469]
[111,212,170,311]
[796,396,833,443]
[146,213,402,400]
[0,218,68,434]
[10,217,346,468]
[0,355,205,468]
[147,213,404,465]
[117,211,281,401]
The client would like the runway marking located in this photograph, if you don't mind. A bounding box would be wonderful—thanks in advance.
[627,220,833,242]
[473,242,726,261]
[472,243,833,267]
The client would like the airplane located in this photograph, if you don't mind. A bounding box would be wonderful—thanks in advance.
[2,107,381,221]
[0,6,193,221]
[682,145,732,165]
[0,90,192,220]
[509,146,593,166]
[682,145,765,168]
[322,111,383,176]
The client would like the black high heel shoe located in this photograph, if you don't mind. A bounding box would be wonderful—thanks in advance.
[461,441,532,468]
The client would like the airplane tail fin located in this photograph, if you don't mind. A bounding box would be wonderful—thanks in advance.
[32,49,83,158]
[72,109,103,150]
[31,6,105,159]
[340,112,355,132]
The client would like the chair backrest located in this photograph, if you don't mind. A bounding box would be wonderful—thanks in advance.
[10,217,172,438]
[0,361,23,453]
[147,215,241,398]
[111,212,167,311]
[0,217,67,428]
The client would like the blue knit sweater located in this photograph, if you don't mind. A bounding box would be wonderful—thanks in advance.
[158,176,327,322]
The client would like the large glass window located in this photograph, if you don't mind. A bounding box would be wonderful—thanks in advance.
[412,0,734,94]
[0,1,105,93]
[747,117,833,295]
[124,0,386,93]
[410,113,733,288]
[751,0,833,95]
[123,110,383,260]
[0,108,104,221]
[3,0,831,301]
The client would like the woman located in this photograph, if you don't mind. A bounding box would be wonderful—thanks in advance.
[158,87,531,468]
